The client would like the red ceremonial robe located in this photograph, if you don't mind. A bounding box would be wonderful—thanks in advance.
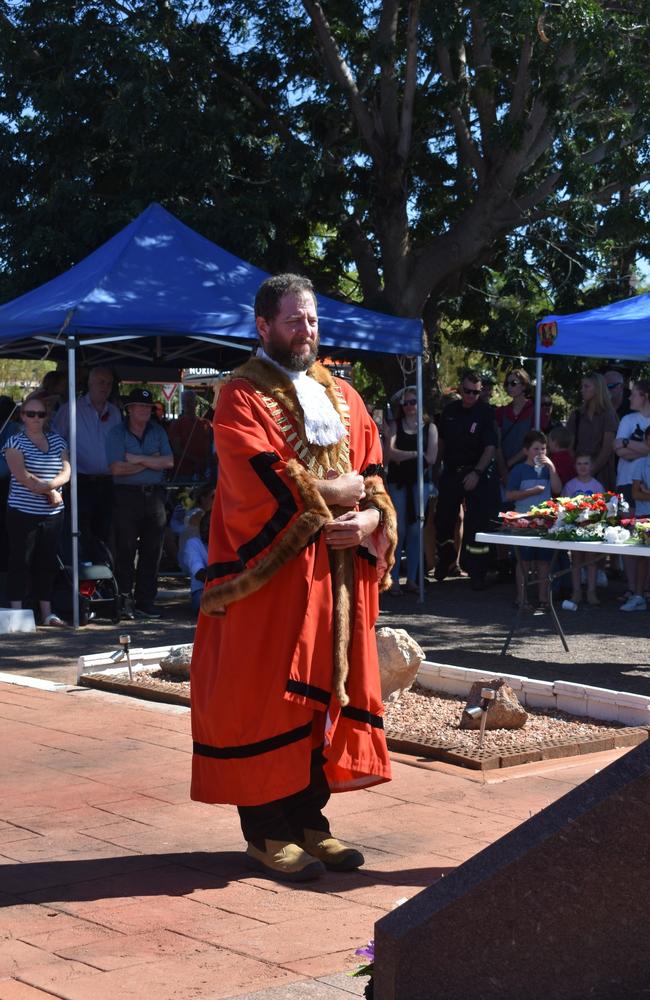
[190,358,396,807]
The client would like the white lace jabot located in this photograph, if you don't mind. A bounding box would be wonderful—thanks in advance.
[258,349,346,446]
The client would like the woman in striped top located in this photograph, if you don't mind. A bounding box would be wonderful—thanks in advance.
[2,393,71,626]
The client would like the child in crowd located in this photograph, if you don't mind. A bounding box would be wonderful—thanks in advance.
[563,453,605,606]
[547,425,575,486]
[506,430,562,608]
[563,452,604,498]
[623,426,650,611]
[184,512,209,615]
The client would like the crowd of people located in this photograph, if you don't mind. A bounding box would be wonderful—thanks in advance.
[378,367,650,610]
[0,371,215,625]
[1,355,649,626]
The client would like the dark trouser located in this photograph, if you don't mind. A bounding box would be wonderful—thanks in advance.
[238,749,331,850]
[77,475,114,556]
[435,469,499,581]
[112,485,166,604]
[0,477,9,572]
[6,506,64,602]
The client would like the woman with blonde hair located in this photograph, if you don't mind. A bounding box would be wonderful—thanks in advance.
[496,367,534,481]
[566,372,618,489]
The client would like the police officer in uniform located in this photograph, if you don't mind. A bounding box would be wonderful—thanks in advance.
[435,370,499,589]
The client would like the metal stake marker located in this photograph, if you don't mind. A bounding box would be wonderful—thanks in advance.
[120,634,133,681]
[478,687,496,748]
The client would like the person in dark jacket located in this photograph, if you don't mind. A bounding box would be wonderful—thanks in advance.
[435,370,499,589]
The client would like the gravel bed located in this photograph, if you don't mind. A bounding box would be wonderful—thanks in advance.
[384,683,624,752]
[89,669,627,754]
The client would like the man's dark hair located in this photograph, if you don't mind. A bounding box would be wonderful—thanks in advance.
[523,429,547,449]
[254,274,315,321]
[460,369,482,385]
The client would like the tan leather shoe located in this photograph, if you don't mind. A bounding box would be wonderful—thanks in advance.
[298,829,365,871]
[245,839,325,882]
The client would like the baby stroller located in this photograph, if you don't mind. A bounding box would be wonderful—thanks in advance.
[54,537,121,626]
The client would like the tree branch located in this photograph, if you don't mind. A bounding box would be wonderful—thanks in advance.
[436,43,485,183]
[376,0,400,142]
[516,123,650,216]
[341,214,383,304]
[397,0,420,162]
[469,4,496,151]
[214,61,299,148]
[301,0,381,156]
[507,36,534,126]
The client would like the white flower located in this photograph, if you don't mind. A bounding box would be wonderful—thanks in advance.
[604,526,630,544]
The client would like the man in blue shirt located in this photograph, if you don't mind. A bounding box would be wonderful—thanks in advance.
[106,388,173,619]
[53,366,122,557]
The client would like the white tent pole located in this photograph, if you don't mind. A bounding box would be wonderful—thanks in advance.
[535,357,543,430]
[416,355,425,604]
[66,337,80,629]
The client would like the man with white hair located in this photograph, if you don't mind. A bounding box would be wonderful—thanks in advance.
[53,366,122,554]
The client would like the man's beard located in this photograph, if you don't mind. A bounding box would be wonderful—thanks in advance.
[265,330,320,372]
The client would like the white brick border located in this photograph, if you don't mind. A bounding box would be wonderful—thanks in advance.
[418,660,650,727]
[76,644,185,682]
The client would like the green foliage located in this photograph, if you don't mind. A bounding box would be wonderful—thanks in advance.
[350,361,385,404]
[0,359,57,396]
[1,0,649,401]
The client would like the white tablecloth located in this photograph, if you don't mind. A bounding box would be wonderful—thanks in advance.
[476,532,650,557]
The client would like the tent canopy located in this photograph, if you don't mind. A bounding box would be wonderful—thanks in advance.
[537,290,650,360]
[0,203,422,365]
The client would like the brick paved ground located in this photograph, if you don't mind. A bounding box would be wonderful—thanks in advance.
[0,680,632,1000]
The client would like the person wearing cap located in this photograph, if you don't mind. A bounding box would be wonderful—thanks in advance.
[105,388,173,619]
[167,389,213,480]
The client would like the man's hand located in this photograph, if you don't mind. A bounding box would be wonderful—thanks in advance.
[324,509,380,549]
[317,470,366,508]
[462,470,480,492]
[47,489,63,506]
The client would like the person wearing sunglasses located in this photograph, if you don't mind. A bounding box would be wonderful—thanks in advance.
[495,368,534,483]
[385,386,438,594]
[435,370,499,590]
[603,369,631,420]
[2,392,71,626]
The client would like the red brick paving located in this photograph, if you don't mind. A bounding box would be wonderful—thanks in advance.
[0,682,632,1000]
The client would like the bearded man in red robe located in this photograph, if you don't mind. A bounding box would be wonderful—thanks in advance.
[191,273,397,882]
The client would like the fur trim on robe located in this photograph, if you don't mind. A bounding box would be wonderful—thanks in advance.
[361,476,398,591]
[201,459,332,616]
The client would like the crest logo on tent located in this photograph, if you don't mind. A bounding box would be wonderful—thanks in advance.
[538,321,558,347]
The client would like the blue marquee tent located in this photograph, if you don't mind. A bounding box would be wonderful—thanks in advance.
[536,291,650,360]
[0,203,426,622]
[0,202,422,362]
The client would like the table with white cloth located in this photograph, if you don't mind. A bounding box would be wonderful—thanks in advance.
[476,531,650,654]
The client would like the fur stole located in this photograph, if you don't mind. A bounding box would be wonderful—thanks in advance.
[231,357,348,474]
